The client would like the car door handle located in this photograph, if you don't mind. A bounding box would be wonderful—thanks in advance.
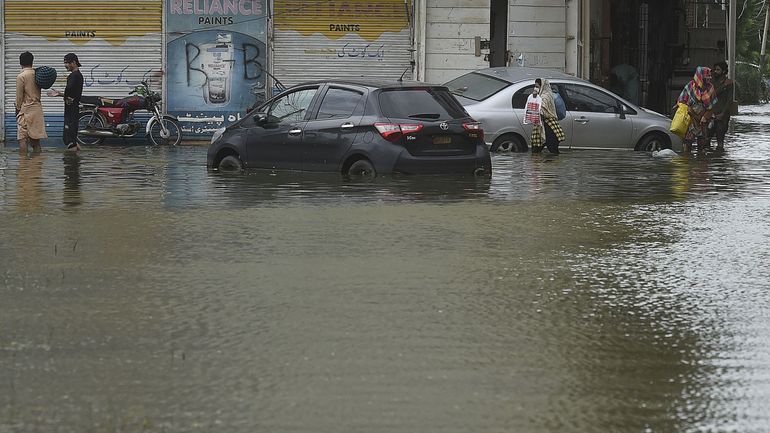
[575,118,589,124]
[288,128,302,135]
[340,123,355,130]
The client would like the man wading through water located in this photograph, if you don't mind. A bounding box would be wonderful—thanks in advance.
[709,61,734,152]
[15,51,47,154]
[49,53,83,151]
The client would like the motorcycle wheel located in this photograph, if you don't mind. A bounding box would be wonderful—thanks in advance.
[76,112,106,146]
[147,117,182,146]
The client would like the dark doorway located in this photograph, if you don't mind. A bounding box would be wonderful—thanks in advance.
[594,0,684,114]
[489,0,508,67]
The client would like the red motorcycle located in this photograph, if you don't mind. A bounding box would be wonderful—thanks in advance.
[77,81,182,146]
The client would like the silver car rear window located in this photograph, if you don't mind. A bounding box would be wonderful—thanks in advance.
[445,72,510,102]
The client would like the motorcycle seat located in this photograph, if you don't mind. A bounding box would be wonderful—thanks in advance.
[80,95,116,107]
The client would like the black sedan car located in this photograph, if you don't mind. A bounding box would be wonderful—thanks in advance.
[207,79,491,177]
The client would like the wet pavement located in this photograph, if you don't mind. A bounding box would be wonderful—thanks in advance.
[1,106,770,432]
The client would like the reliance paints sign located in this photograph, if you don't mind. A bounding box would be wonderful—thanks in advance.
[166,0,267,136]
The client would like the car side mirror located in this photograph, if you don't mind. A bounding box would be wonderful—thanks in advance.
[617,103,626,119]
[255,112,282,128]
[243,112,266,127]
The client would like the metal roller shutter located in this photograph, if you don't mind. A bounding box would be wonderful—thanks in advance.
[3,0,162,145]
[272,0,414,88]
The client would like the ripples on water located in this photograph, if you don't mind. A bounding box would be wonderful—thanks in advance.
[1,109,770,433]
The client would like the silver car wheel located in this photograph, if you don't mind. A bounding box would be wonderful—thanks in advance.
[491,134,526,153]
[636,133,669,152]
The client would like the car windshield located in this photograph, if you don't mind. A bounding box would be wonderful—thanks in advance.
[444,72,510,102]
[378,88,468,120]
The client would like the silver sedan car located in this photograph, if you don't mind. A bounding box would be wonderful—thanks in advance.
[445,67,682,152]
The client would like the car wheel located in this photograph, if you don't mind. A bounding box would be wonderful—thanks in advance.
[346,159,376,179]
[636,133,670,151]
[218,155,243,172]
[491,134,526,152]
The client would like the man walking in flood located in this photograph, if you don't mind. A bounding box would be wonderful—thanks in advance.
[49,53,84,151]
[15,51,47,154]
[709,60,734,152]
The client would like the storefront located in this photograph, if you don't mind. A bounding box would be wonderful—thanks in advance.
[1,0,730,144]
[590,0,728,114]
[2,0,163,144]
[415,0,729,114]
[272,0,414,89]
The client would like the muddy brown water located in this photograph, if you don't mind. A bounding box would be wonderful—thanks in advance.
[2,106,770,432]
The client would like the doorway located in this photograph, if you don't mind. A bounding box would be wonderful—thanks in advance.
[591,0,684,113]
[489,0,508,67]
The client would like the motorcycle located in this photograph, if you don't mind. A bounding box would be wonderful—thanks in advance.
[77,81,182,146]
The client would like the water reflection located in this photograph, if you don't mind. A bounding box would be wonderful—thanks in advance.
[489,148,754,202]
[206,170,492,207]
[62,152,82,207]
[0,139,768,210]
[15,153,46,213]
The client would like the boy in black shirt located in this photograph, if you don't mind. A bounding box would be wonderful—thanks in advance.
[49,53,83,150]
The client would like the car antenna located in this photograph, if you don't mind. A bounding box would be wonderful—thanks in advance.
[398,67,410,82]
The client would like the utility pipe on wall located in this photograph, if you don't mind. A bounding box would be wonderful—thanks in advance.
[729,0,736,99]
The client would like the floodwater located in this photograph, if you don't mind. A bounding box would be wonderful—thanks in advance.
[1,106,770,433]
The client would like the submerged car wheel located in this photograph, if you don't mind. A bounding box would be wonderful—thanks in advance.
[491,134,526,152]
[346,159,376,178]
[218,155,243,172]
[636,133,670,151]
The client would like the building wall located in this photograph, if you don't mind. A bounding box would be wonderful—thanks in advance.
[422,0,490,84]
[507,0,567,70]
[420,0,570,85]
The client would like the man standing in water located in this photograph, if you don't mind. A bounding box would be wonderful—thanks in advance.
[49,53,84,151]
[709,60,734,152]
[15,51,47,154]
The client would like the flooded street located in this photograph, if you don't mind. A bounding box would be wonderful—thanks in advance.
[2,106,770,433]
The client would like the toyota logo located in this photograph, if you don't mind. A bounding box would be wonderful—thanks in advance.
[439,122,449,130]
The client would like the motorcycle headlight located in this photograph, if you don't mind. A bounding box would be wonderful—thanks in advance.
[211,127,226,144]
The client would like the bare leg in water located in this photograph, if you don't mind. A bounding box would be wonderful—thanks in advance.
[19,138,41,155]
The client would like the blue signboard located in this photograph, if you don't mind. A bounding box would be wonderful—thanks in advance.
[166,0,268,137]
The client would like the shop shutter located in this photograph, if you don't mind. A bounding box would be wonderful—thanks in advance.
[3,0,162,143]
[272,0,414,89]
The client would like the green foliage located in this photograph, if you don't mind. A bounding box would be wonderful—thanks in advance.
[736,2,761,63]
[735,62,767,104]
[734,1,770,103]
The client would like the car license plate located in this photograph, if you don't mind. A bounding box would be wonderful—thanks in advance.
[433,136,452,144]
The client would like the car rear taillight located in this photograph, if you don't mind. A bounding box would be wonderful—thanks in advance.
[463,122,484,140]
[374,123,424,142]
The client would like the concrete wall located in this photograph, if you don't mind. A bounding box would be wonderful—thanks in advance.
[419,0,569,85]
[422,0,491,84]
[508,0,567,70]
